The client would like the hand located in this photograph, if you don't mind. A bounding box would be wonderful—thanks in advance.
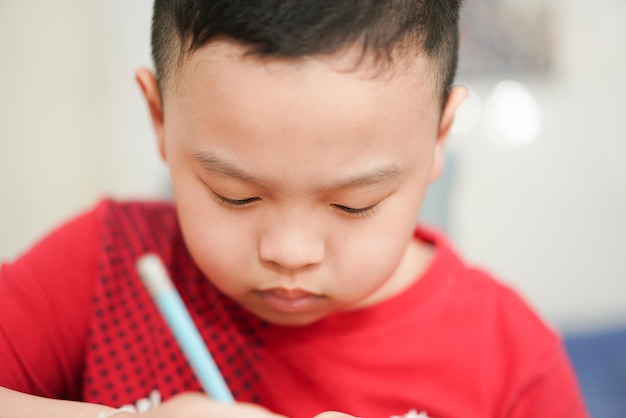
[135,392,286,418]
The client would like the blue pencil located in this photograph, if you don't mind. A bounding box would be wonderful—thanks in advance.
[136,253,235,404]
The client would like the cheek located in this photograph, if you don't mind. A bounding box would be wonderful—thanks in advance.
[330,204,418,294]
[180,212,258,295]
[182,206,249,250]
[171,179,257,290]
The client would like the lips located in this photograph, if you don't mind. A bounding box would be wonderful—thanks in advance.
[255,287,324,313]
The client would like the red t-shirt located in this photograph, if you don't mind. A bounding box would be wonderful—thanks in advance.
[0,199,588,418]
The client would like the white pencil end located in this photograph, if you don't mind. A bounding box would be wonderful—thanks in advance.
[136,253,174,297]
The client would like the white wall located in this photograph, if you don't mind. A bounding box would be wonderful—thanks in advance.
[448,0,626,331]
[0,0,167,258]
[1,0,624,332]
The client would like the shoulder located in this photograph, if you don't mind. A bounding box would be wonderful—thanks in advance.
[418,228,587,412]
[418,225,561,353]
[94,197,176,225]
[2,200,103,277]
[1,198,179,298]
[0,199,113,396]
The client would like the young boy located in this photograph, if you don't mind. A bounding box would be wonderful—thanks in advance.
[0,1,588,417]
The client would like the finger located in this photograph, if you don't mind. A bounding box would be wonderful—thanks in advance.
[313,411,360,418]
[146,392,287,418]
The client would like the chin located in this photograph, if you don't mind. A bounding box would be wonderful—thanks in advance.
[254,309,330,327]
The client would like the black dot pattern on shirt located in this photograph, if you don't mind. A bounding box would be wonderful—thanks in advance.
[81,201,268,408]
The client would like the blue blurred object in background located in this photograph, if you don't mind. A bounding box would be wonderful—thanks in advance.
[564,326,626,418]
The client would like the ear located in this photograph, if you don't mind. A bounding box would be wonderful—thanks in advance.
[429,85,468,181]
[136,67,167,161]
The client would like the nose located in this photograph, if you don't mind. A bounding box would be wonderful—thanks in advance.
[258,215,325,272]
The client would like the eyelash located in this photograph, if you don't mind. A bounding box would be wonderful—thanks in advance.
[211,191,379,219]
[211,192,259,209]
[333,204,379,219]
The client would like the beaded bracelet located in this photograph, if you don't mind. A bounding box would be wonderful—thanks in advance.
[97,406,137,418]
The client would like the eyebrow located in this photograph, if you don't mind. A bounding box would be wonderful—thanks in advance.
[321,163,402,192]
[192,150,402,192]
[193,150,259,183]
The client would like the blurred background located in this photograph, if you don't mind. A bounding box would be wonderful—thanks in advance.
[1,0,625,414]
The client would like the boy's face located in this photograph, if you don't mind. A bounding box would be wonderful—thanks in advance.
[138,41,465,326]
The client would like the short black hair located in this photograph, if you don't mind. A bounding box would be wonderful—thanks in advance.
[151,0,462,104]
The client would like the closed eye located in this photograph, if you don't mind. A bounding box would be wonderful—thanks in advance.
[211,192,260,208]
[333,204,379,219]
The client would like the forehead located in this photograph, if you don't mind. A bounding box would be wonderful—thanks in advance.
[164,39,437,106]
[160,40,441,184]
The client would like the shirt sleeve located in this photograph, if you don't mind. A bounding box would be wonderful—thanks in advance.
[509,341,590,418]
[0,204,100,400]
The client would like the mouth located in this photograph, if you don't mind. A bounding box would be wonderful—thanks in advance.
[254,288,325,313]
